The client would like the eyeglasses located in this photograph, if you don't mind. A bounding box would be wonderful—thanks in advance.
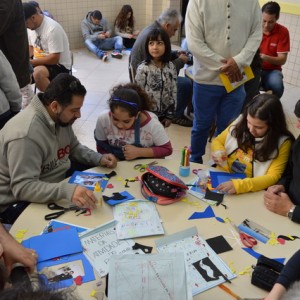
[112,97,138,108]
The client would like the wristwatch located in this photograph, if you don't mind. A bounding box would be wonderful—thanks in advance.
[287,205,296,220]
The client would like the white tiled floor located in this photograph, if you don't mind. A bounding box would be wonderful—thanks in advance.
[71,48,300,163]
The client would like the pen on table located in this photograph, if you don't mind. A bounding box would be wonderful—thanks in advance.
[219,284,243,300]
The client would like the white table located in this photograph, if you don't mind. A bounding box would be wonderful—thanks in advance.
[10,159,300,299]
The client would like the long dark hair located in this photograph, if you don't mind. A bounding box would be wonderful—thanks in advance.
[114,5,134,31]
[232,94,294,161]
[145,27,171,64]
[108,83,154,117]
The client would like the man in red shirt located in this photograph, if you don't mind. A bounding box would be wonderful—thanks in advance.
[260,1,290,99]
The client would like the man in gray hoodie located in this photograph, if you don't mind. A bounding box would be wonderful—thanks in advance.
[81,10,123,61]
[0,74,117,224]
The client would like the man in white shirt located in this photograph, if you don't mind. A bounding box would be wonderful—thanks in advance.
[23,3,71,93]
[186,0,262,163]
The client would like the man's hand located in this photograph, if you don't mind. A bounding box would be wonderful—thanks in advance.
[0,225,37,274]
[216,181,236,194]
[104,32,111,38]
[72,186,97,209]
[264,190,294,216]
[266,184,285,194]
[220,57,243,83]
[100,154,117,168]
[123,145,140,160]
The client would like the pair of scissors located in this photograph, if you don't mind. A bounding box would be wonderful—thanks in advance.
[134,161,158,172]
[44,203,81,220]
[231,222,257,248]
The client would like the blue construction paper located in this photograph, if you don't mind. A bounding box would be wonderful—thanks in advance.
[242,248,285,264]
[188,206,225,223]
[210,171,246,188]
[68,171,109,191]
[189,206,215,219]
[37,252,95,284]
[22,228,83,263]
[104,191,135,206]
[42,220,87,234]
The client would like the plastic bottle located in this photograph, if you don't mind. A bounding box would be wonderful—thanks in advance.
[93,181,102,207]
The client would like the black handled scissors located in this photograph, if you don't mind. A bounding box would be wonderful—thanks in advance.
[44,203,80,220]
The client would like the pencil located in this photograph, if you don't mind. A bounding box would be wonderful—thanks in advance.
[219,284,243,300]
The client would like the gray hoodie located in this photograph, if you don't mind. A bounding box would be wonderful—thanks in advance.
[0,50,21,119]
[81,11,111,41]
[0,95,102,211]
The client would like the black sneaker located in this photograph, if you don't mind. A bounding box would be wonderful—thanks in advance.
[111,51,123,59]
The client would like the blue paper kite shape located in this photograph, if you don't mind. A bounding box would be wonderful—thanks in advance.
[42,220,87,234]
[188,206,224,223]
[242,247,285,264]
[210,171,246,188]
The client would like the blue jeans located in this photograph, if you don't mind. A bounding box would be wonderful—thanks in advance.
[261,70,284,99]
[84,37,123,58]
[175,76,193,117]
[190,83,245,163]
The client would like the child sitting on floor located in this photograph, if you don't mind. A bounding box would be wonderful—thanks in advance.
[94,83,173,160]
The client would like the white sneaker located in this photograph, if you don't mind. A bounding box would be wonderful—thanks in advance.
[20,84,35,109]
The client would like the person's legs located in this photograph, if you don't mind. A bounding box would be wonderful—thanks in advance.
[84,39,106,59]
[32,66,50,92]
[243,66,261,110]
[173,76,193,127]
[261,70,284,99]
[216,85,245,135]
[190,83,221,163]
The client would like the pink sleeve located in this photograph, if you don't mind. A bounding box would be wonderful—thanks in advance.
[151,141,173,158]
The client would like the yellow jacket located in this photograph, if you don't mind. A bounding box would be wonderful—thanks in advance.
[211,124,292,194]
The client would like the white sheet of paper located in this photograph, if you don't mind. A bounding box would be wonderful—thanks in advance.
[79,220,134,277]
[108,253,192,300]
[113,200,164,240]
[156,227,236,295]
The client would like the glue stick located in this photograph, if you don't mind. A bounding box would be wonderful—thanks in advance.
[94,181,102,207]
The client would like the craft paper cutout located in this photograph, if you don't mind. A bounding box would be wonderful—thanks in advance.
[156,227,236,296]
[188,206,225,223]
[103,191,135,206]
[79,220,134,277]
[242,248,285,264]
[113,200,164,239]
[38,255,95,287]
[42,220,88,234]
[206,236,233,254]
[108,253,192,300]
[132,242,153,254]
[204,189,224,203]
[210,171,246,188]
[22,228,83,263]
[68,171,108,191]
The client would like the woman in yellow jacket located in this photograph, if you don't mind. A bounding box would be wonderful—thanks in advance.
[211,93,294,194]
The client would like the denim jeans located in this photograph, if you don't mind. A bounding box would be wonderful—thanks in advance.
[190,83,245,163]
[261,69,284,99]
[175,76,193,117]
[84,37,123,58]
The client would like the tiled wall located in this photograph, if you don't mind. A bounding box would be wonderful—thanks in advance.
[280,13,300,87]
[26,0,181,50]
[25,1,300,87]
